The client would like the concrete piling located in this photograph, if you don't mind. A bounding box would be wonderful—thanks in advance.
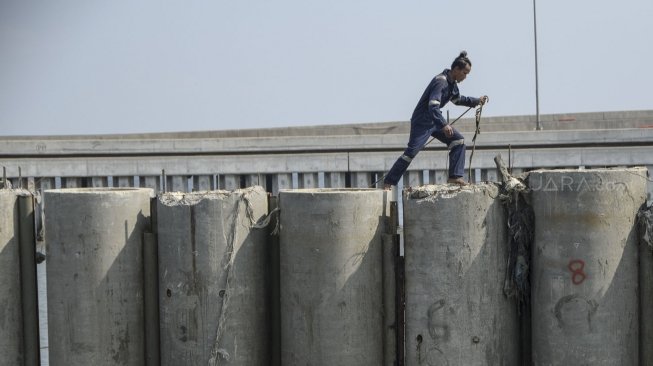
[268,196,281,366]
[44,188,153,366]
[143,232,160,366]
[382,233,397,366]
[383,200,399,366]
[640,202,653,366]
[0,190,25,365]
[157,187,270,365]
[18,194,40,366]
[403,184,519,366]
[529,168,648,365]
[279,188,389,365]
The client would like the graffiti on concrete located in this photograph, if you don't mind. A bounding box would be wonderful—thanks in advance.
[554,294,599,333]
[568,259,587,285]
[415,299,451,365]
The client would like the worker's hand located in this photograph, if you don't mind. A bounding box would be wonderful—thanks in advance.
[478,95,489,106]
[443,124,454,138]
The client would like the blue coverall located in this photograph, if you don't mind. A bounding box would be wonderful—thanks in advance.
[384,69,480,186]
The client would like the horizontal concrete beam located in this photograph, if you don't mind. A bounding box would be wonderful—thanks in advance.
[1,128,652,157]
[0,153,350,176]
[2,110,653,141]
[2,147,652,177]
[349,146,653,171]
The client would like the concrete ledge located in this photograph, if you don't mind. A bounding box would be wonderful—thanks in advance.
[1,128,652,157]
[2,110,652,142]
[2,147,652,177]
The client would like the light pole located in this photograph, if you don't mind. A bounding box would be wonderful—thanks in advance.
[533,0,542,130]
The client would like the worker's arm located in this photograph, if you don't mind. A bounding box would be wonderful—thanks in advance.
[453,95,489,107]
[427,78,449,129]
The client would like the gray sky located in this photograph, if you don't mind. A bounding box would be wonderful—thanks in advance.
[1,0,652,136]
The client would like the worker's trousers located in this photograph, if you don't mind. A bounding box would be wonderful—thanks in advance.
[384,119,466,186]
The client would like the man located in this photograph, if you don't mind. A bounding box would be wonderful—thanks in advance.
[384,51,488,188]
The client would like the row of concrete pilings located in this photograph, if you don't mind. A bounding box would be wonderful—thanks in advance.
[1,167,652,365]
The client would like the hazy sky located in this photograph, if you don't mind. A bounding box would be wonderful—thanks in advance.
[1,0,652,136]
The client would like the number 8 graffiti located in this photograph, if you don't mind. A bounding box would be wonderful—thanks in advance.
[568,259,586,285]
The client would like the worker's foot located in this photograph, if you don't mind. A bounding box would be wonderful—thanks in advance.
[383,184,393,190]
[447,177,468,186]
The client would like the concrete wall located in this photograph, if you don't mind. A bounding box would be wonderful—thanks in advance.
[2,148,652,365]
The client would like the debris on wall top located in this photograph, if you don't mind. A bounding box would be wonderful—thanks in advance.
[159,186,265,206]
[406,183,499,201]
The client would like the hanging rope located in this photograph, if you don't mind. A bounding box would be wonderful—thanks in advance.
[494,154,533,312]
[467,99,487,182]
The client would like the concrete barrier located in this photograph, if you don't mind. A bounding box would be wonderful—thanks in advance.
[157,187,270,365]
[279,188,389,365]
[0,190,24,365]
[530,168,648,365]
[403,184,519,365]
[44,188,152,366]
[7,164,650,364]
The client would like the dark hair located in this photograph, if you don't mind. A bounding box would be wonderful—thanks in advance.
[451,50,472,69]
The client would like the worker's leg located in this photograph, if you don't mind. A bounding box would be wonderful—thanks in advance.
[431,128,466,178]
[384,121,434,186]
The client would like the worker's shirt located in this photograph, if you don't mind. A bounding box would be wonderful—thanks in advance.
[410,68,480,129]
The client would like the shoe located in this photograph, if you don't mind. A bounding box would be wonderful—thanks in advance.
[383,184,393,190]
[447,177,468,185]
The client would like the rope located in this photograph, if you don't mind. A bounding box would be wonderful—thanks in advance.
[208,200,239,365]
[422,106,473,149]
[625,169,653,183]
[640,204,653,250]
[208,190,260,365]
[494,154,533,312]
[252,207,280,235]
[467,100,486,182]
[370,172,387,188]
[369,106,475,188]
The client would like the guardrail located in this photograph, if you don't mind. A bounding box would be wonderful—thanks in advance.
[1,112,652,196]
